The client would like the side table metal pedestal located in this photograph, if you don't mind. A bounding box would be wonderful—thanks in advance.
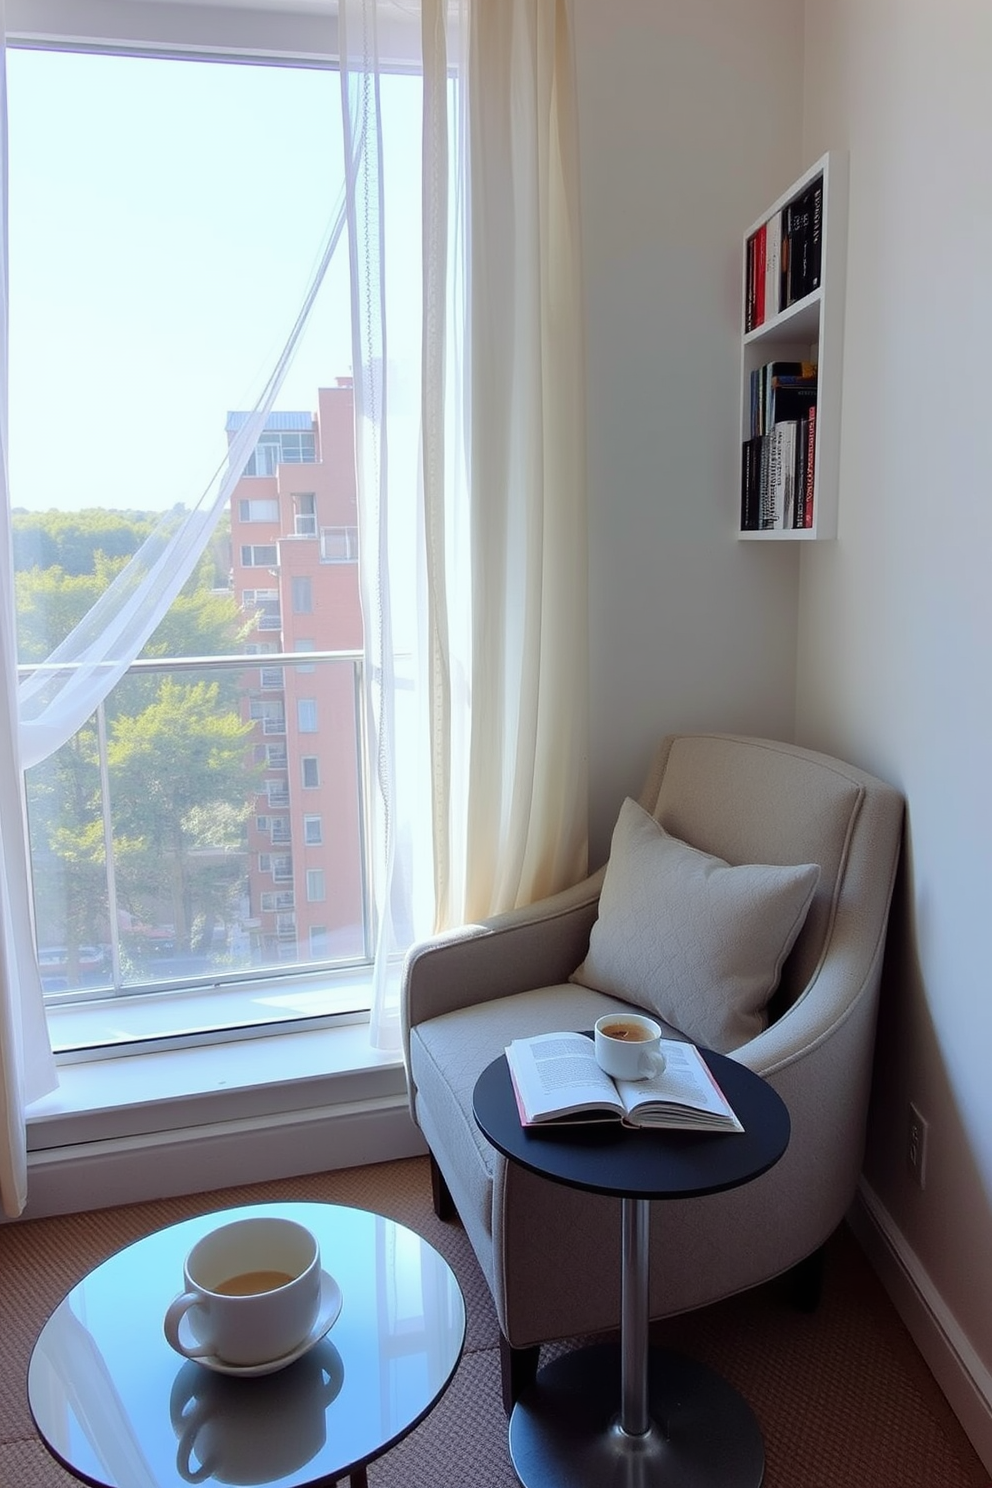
[508,1198,765,1488]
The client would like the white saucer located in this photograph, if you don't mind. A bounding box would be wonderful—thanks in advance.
[182,1271,343,1377]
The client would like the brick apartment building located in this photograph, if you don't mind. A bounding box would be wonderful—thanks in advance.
[226,381,367,971]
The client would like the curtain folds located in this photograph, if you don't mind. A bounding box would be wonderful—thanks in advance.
[0,0,58,1217]
[344,0,589,1046]
[461,0,589,918]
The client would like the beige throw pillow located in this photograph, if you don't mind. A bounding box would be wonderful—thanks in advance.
[570,797,820,1053]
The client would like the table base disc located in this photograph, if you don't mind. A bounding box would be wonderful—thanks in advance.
[508,1343,764,1488]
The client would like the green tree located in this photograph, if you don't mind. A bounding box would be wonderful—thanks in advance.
[11,508,155,576]
[20,508,252,979]
[15,548,243,665]
[106,678,257,956]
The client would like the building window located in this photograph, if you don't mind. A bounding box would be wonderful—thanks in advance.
[239,498,279,523]
[320,526,359,563]
[306,868,326,902]
[249,699,285,731]
[294,493,317,537]
[292,576,313,614]
[304,814,322,845]
[295,639,316,673]
[298,698,317,732]
[243,592,281,631]
[301,756,320,788]
[265,777,290,807]
[309,926,329,957]
[260,891,295,912]
[243,430,316,477]
[241,544,278,567]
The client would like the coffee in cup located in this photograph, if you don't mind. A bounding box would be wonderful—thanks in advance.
[594,1013,665,1081]
[164,1216,321,1367]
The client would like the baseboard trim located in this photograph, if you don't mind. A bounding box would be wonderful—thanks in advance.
[19,1095,428,1221]
[850,1178,992,1476]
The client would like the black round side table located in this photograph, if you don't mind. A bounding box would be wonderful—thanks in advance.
[473,1044,790,1488]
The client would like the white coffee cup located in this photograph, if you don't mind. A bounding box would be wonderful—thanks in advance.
[164,1216,321,1367]
[594,1013,666,1082]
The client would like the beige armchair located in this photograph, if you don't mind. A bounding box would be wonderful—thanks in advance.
[401,733,904,1409]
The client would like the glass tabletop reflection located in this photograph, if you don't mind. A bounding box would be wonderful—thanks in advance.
[28,1201,466,1488]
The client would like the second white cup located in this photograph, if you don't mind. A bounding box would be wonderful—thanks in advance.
[594,1013,665,1082]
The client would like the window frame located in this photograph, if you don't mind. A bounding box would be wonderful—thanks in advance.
[6,9,394,1065]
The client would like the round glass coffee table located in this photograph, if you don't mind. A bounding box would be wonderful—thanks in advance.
[474,1045,790,1488]
[28,1201,465,1488]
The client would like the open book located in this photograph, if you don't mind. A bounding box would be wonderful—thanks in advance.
[504,1030,744,1132]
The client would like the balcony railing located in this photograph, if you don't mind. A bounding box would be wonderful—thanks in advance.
[21,649,371,1005]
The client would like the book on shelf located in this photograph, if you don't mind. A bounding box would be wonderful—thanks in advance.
[503,1030,744,1132]
[777,421,798,529]
[795,413,809,528]
[802,404,817,527]
[745,225,761,331]
[748,361,817,438]
[741,435,762,531]
[768,379,817,430]
[782,174,823,306]
[808,177,823,293]
[741,403,816,532]
[763,209,782,323]
[757,434,771,529]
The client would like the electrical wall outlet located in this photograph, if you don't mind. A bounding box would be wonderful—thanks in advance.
[907,1102,929,1189]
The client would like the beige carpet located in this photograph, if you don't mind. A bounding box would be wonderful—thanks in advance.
[0,1155,988,1488]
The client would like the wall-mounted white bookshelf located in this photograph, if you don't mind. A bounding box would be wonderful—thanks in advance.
[738,151,848,540]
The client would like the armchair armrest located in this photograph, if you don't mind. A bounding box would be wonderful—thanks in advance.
[401,866,606,1061]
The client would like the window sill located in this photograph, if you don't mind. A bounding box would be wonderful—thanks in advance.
[43,967,377,1060]
[27,1017,406,1152]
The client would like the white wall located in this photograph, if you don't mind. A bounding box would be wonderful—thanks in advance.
[797,0,992,1464]
[573,0,992,1469]
[571,0,804,863]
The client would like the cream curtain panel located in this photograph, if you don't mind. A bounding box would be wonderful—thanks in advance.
[343,0,589,1046]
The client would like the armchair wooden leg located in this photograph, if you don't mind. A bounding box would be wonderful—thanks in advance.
[787,1243,826,1312]
[499,1332,540,1416]
[429,1151,458,1222]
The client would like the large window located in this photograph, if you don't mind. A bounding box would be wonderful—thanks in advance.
[6,20,422,1053]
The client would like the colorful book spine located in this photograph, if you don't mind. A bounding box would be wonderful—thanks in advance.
[803,405,817,527]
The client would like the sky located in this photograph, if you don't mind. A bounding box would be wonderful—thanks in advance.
[7,45,421,514]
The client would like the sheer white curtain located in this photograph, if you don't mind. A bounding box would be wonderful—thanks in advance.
[0,26,348,1211]
[0,0,57,1216]
[340,0,589,1048]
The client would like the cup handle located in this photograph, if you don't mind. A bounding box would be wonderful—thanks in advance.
[639,1050,666,1079]
[164,1292,214,1360]
[176,1420,215,1485]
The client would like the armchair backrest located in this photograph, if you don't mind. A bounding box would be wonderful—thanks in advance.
[638,734,904,1016]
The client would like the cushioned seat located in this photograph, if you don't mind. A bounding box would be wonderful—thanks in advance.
[401,733,904,1408]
